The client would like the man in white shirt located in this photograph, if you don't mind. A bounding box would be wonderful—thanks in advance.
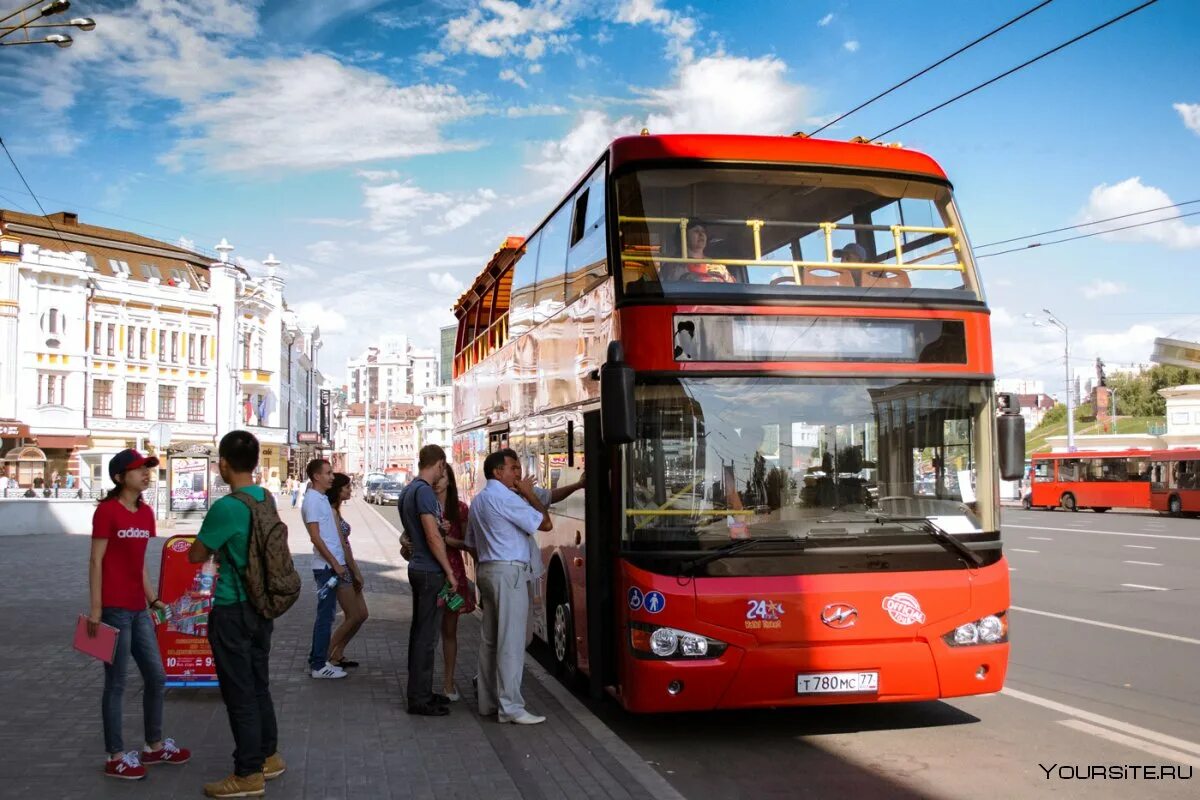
[301,459,348,680]
[466,450,552,724]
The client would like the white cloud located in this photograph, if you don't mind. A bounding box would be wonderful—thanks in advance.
[363,181,453,231]
[356,169,403,182]
[616,0,697,63]
[527,55,811,193]
[1080,177,1200,249]
[442,0,570,61]
[505,103,569,117]
[1079,324,1163,366]
[1082,280,1126,299]
[991,307,1015,327]
[818,13,834,26]
[429,271,465,294]
[499,68,530,88]
[416,50,447,66]
[843,40,860,53]
[292,302,348,334]
[1174,103,1200,136]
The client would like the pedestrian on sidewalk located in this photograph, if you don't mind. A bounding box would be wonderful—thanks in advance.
[325,472,369,669]
[289,476,300,509]
[466,450,552,725]
[87,448,191,780]
[303,458,351,679]
[398,444,460,716]
[434,466,475,701]
[188,430,286,798]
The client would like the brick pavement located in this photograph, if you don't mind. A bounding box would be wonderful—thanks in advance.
[0,495,684,800]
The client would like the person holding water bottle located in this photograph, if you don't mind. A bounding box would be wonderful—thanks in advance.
[87,448,191,780]
[303,459,350,680]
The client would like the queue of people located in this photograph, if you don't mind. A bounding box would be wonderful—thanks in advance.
[84,434,571,794]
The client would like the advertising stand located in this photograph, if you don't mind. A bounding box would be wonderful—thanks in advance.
[156,535,218,687]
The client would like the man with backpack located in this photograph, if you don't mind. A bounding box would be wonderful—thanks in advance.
[189,430,300,798]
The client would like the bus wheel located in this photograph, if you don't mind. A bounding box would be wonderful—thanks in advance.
[551,593,579,682]
[1093,507,1109,513]
[1061,493,1077,512]
[1022,495,1032,510]
[1169,495,1183,516]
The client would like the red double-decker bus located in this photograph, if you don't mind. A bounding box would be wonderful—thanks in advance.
[1028,448,1200,514]
[452,133,1023,712]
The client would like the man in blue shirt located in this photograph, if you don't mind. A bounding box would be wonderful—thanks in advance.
[466,450,552,724]
[398,444,459,716]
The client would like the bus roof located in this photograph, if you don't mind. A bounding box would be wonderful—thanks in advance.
[608,134,949,181]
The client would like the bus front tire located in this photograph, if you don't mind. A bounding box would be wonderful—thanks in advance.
[1060,493,1077,512]
[1022,495,1032,510]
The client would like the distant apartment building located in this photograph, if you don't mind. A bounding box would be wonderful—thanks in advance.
[346,334,438,407]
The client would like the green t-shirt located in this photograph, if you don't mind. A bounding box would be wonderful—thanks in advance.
[197,486,267,607]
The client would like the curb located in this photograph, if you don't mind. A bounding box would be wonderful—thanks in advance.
[363,500,689,800]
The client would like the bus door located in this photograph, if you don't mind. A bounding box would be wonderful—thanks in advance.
[583,410,617,699]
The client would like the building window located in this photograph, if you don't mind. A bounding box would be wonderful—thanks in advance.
[140,263,161,280]
[93,380,113,417]
[108,258,131,276]
[92,321,101,355]
[171,331,179,363]
[127,382,145,418]
[188,387,205,422]
[159,328,167,362]
[41,307,64,336]
[106,323,115,357]
[188,333,196,365]
[127,326,136,359]
[242,334,252,369]
[200,334,208,366]
[139,328,147,360]
[158,385,176,420]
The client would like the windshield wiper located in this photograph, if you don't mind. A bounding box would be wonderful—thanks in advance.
[870,514,983,567]
[678,536,804,576]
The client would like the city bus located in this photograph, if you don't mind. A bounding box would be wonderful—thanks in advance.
[451,133,1024,712]
[1027,448,1200,514]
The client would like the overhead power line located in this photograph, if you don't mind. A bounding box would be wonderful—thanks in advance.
[975,198,1200,249]
[869,0,1160,141]
[0,135,70,249]
[807,0,1056,137]
[976,209,1200,258]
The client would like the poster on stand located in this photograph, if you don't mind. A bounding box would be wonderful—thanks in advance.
[170,457,208,511]
[156,535,217,687]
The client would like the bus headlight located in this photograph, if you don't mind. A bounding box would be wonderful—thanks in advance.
[631,622,727,659]
[943,612,1007,646]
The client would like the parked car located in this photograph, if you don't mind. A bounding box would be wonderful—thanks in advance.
[363,477,385,503]
[370,480,405,505]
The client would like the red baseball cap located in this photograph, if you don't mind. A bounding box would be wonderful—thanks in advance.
[109,448,160,481]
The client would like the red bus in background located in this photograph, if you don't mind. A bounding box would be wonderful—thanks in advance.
[1028,448,1200,515]
[452,133,1023,712]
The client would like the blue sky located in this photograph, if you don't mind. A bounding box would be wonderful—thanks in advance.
[1,0,1198,389]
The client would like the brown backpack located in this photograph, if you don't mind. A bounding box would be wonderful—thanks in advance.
[228,491,302,619]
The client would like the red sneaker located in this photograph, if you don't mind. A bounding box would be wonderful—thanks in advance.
[105,751,146,780]
[143,738,191,765]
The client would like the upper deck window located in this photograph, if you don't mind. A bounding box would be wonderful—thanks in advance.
[616,167,981,301]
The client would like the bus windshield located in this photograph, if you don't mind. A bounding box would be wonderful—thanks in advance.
[624,377,998,549]
[616,167,980,299]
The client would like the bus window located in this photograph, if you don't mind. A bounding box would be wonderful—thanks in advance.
[567,167,608,304]
[1033,461,1052,482]
[1058,459,1081,482]
[535,206,569,321]
[509,232,542,337]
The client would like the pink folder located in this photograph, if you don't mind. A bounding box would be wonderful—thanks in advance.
[73,614,119,663]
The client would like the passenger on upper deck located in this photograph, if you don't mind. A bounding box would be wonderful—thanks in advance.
[664,220,737,283]
[833,242,867,263]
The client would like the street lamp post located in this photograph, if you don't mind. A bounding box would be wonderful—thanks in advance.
[1027,309,1074,451]
[0,0,94,47]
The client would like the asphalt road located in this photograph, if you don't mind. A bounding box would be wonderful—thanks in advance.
[527,507,1200,799]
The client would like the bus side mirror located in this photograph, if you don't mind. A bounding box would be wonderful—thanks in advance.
[996,392,1025,481]
[600,342,636,445]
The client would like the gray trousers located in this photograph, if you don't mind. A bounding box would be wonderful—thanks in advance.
[477,561,532,718]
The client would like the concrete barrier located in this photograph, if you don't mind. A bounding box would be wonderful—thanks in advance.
[0,498,99,535]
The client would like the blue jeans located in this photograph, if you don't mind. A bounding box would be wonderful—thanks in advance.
[308,567,349,670]
[101,608,165,754]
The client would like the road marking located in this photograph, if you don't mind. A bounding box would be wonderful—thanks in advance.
[1003,687,1200,757]
[1058,720,1200,768]
[1028,536,1053,541]
[1123,544,1156,550]
[1007,524,1199,542]
[1121,583,1171,592]
[1009,606,1196,644]
[1010,548,1040,553]
[1123,560,1163,566]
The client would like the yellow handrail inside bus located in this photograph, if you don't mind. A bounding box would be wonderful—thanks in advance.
[626,509,757,516]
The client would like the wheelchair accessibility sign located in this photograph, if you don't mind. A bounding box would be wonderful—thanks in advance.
[628,587,666,614]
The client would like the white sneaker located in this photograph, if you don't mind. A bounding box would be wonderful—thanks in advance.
[499,711,546,725]
[444,689,461,702]
[311,662,347,679]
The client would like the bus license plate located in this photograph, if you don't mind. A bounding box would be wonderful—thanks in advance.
[796,671,879,694]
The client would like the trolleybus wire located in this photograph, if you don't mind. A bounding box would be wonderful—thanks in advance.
[975,209,1200,259]
[975,199,1200,250]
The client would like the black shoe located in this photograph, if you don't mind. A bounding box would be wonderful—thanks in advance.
[432,693,451,705]
[407,703,449,716]
[334,659,359,668]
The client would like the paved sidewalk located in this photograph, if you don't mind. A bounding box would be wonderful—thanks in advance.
[0,495,682,800]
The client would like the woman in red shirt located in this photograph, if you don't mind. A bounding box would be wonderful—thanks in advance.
[87,449,190,780]
[436,467,475,701]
